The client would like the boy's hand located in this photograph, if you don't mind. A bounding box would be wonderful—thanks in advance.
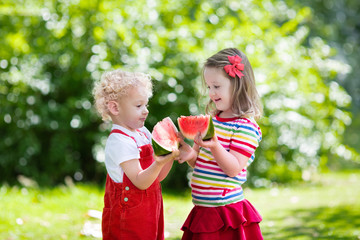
[154,148,179,165]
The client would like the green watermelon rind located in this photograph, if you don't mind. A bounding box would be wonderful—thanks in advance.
[202,117,215,140]
[152,138,173,156]
[152,117,179,156]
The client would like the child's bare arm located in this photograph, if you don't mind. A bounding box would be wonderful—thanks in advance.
[194,133,248,177]
[157,159,174,182]
[120,150,179,190]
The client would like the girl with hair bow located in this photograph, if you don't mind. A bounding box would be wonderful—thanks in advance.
[178,48,264,240]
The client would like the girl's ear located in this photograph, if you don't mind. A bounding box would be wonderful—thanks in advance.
[107,100,120,116]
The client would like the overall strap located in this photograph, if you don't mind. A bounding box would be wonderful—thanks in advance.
[136,129,149,140]
[109,129,136,143]
[110,129,148,141]
[109,129,151,157]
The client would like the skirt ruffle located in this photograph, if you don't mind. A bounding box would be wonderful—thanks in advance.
[181,199,263,240]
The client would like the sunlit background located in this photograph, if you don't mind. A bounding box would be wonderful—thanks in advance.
[1,0,359,239]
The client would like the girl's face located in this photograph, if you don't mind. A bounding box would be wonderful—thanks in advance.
[115,84,149,131]
[204,67,233,118]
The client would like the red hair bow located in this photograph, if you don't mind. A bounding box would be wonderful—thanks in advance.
[224,55,244,78]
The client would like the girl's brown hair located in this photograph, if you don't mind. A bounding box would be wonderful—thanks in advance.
[203,48,263,119]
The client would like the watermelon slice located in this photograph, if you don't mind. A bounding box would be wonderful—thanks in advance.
[177,115,215,140]
[152,117,179,156]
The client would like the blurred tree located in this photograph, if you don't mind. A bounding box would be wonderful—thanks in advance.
[295,0,360,169]
[0,0,359,188]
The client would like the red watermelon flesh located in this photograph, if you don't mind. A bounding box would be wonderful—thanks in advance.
[177,115,215,140]
[152,117,179,156]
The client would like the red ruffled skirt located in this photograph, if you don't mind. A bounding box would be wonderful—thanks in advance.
[181,199,263,240]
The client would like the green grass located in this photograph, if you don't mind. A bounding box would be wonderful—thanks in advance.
[246,171,360,240]
[1,171,360,239]
[1,185,104,239]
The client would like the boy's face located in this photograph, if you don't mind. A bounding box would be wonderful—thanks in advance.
[114,85,149,131]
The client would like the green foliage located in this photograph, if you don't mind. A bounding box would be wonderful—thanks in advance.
[0,0,359,188]
[295,0,360,170]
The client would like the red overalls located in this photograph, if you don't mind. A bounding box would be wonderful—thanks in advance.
[102,129,164,240]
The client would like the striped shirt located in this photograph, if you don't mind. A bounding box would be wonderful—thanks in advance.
[190,115,262,207]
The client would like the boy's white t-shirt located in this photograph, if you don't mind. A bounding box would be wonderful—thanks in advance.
[105,124,152,183]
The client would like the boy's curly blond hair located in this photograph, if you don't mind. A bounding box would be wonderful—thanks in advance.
[92,69,152,121]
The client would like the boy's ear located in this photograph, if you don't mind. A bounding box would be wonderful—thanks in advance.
[107,100,120,115]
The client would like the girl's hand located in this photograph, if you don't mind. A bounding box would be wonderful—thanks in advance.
[178,137,197,164]
[194,132,219,150]
[154,148,179,165]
